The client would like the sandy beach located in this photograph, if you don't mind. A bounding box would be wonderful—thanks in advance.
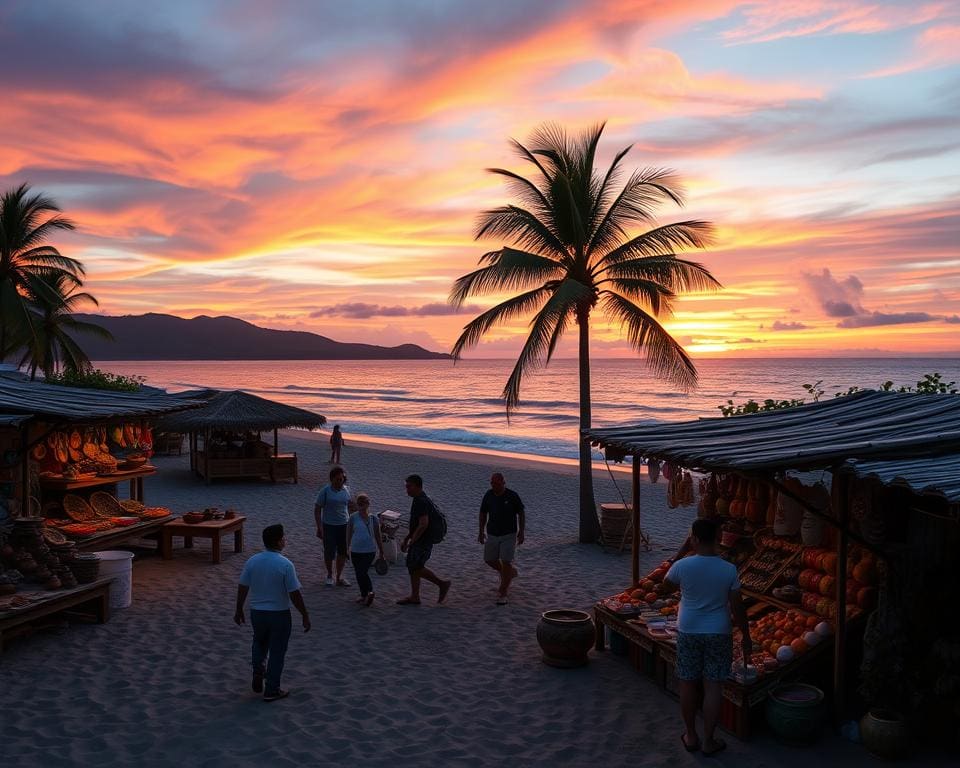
[0,431,937,767]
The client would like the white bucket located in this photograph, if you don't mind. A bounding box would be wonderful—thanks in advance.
[95,550,134,608]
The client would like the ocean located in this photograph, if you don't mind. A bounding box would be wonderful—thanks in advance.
[100,358,960,460]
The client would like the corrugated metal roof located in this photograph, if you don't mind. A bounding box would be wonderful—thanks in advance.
[844,456,960,502]
[586,389,960,471]
[586,390,960,501]
[0,377,199,421]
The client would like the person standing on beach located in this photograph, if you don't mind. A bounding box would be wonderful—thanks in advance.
[234,524,311,702]
[397,474,451,605]
[478,472,525,605]
[329,425,345,464]
[315,466,354,587]
[347,493,385,606]
[658,518,751,756]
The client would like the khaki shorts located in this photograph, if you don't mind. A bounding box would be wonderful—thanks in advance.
[484,533,517,563]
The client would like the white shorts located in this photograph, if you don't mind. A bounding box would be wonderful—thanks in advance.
[484,533,517,563]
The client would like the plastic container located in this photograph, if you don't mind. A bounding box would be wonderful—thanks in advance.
[95,550,134,608]
[765,683,825,744]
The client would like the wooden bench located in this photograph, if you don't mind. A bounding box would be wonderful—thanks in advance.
[0,578,112,653]
[160,515,247,564]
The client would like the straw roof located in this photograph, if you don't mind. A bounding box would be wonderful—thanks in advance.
[158,389,325,432]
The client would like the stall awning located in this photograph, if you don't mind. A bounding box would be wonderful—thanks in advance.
[0,414,31,427]
[0,377,199,422]
[585,390,960,497]
[586,390,960,470]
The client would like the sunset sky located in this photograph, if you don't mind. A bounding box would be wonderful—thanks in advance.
[3,0,958,357]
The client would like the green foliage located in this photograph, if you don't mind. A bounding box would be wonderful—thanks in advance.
[46,368,144,392]
[718,373,958,416]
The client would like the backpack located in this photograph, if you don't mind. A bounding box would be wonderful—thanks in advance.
[426,497,447,544]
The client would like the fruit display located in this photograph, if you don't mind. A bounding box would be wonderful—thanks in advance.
[739,607,830,668]
[599,561,680,618]
[33,424,154,482]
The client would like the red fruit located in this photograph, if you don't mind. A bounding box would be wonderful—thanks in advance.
[644,592,659,604]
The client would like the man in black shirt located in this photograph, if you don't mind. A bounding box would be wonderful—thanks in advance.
[478,472,525,605]
[397,474,451,605]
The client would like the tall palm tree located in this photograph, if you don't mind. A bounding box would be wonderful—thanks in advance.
[450,122,720,543]
[0,183,81,361]
[18,271,112,379]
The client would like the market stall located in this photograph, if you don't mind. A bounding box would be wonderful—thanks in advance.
[159,389,325,484]
[0,376,202,635]
[585,390,960,751]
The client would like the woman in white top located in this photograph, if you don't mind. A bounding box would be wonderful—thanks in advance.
[347,493,385,606]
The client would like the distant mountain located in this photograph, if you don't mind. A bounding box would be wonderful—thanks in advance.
[74,313,452,360]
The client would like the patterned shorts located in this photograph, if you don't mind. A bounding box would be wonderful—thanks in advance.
[675,632,732,682]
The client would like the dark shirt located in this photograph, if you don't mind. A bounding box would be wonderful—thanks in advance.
[409,493,432,541]
[481,488,524,536]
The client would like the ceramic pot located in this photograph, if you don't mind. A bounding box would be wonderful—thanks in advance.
[860,709,909,760]
[765,683,825,744]
[536,609,595,668]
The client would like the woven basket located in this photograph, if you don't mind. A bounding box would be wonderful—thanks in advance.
[90,491,124,519]
[68,557,100,584]
[119,499,145,514]
[63,494,96,522]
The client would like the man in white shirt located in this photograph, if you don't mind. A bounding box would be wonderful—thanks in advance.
[660,518,751,756]
[234,524,311,701]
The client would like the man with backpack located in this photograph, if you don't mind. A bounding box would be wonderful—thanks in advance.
[397,474,451,605]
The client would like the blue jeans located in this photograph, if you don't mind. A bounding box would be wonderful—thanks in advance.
[251,609,292,695]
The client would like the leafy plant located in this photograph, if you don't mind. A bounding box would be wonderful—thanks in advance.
[46,368,144,392]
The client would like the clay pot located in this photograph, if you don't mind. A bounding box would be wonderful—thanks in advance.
[765,683,825,744]
[536,609,595,668]
[861,709,910,760]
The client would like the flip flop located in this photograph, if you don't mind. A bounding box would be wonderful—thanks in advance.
[681,733,699,752]
[438,580,451,604]
[396,597,421,605]
[702,738,726,756]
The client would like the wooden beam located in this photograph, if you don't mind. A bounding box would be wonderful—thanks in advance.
[273,428,278,457]
[833,467,850,724]
[632,459,641,585]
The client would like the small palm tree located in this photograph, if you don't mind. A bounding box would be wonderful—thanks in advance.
[18,271,112,379]
[0,183,81,361]
[450,122,719,543]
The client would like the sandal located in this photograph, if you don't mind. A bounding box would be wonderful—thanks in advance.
[396,597,421,605]
[680,733,699,752]
[263,689,289,702]
[702,738,726,756]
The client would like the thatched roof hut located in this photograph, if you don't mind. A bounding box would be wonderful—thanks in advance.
[160,390,325,432]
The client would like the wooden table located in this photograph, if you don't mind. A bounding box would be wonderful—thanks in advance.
[73,516,173,552]
[160,516,246,564]
[0,578,112,653]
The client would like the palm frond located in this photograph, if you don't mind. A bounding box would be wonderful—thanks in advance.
[600,220,715,266]
[501,279,593,413]
[475,206,568,258]
[17,246,84,275]
[601,292,698,391]
[485,168,552,218]
[602,253,721,294]
[450,285,553,360]
[449,248,566,306]
[56,317,113,340]
[598,278,676,317]
[509,138,553,184]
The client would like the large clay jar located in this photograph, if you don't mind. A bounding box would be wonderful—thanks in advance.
[765,683,825,744]
[860,709,909,760]
[537,609,595,668]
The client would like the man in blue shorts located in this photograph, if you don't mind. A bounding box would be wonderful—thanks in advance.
[660,518,750,756]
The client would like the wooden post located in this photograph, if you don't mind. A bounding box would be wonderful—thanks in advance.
[632,458,641,585]
[833,468,850,724]
[204,428,210,485]
[273,428,278,457]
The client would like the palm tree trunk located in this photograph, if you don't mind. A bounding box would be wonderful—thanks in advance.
[577,308,600,543]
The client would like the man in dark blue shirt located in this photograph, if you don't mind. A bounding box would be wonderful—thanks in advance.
[479,472,525,605]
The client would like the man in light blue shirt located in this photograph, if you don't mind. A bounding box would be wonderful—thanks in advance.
[314,466,354,587]
[235,524,310,701]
